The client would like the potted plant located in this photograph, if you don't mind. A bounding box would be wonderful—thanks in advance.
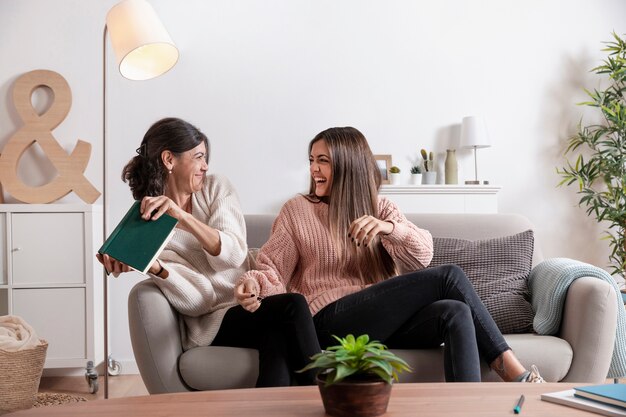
[409,165,422,185]
[557,32,626,276]
[389,166,401,185]
[420,149,436,184]
[299,334,411,417]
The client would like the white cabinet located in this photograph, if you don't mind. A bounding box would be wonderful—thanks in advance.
[0,204,102,370]
[379,184,501,213]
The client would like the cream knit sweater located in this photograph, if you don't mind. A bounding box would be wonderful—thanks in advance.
[239,195,434,315]
[149,174,251,350]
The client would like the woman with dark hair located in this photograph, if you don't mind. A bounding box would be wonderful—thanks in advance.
[236,126,544,383]
[97,117,320,387]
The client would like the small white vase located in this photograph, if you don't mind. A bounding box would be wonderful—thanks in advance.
[410,174,422,185]
[390,173,401,185]
[422,172,436,185]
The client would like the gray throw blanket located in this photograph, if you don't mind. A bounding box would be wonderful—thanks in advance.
[529,258,626,378]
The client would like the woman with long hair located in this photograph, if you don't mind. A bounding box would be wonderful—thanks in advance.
[235,126,543,383]
[97,117,320,387]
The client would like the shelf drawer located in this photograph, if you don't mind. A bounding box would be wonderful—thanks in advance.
[11,213,85,285]
[12,287,86,362]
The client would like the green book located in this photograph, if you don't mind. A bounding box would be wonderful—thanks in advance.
[98,200,178,274]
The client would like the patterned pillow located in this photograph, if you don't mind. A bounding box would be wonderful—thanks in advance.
[429,230,534,334]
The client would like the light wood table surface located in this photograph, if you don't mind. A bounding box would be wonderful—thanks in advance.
[9,382,597,416]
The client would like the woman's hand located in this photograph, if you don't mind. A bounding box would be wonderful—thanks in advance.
[140,195,188,222]
[234,279,262,313]
[96,253,132,277]
[348,215,394,247]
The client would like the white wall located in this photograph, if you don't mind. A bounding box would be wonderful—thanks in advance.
[1,0,625,375]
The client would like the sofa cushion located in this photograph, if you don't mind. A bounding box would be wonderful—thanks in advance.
[180,346,259,390]
[392,333,572,382]
[429,230,534,334]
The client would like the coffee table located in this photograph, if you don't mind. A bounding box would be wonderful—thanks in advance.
[10,383,597,416]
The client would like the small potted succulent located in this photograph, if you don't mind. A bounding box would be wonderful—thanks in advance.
[409,165,422,185]
[389,166,401,185]
[420,149,436,184]
[300,334,411,417]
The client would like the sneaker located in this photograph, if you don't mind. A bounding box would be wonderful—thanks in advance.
[524,365,545,383]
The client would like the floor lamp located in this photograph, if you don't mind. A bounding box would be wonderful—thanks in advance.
[103,0,178,398]
[460,116,491,185]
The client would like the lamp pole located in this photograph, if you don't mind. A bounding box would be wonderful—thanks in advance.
[465,146,480,185]
[102,23,110,400]
[100,0,178,398]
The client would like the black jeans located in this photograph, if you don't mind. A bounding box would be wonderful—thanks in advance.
[313,264,510,382]
[212,293,320,387]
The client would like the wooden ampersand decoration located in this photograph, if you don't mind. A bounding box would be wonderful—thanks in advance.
[0,69,101,203]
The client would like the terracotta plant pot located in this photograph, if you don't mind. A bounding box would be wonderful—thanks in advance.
[316,374,392,417]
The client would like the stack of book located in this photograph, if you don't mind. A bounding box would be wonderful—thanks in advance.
[542,383,626,417]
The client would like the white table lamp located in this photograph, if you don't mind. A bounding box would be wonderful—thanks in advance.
[460,116,491,185]
[102,0,178,398]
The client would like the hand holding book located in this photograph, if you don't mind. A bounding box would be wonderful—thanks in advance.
[96,252,165,278]
[96,253,132,277]
[98,200,178,275]
[140,194,190,223]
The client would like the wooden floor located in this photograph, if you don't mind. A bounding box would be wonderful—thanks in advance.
[38,374,148,400]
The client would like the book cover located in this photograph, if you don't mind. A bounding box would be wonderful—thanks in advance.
[541,389,626,417]
[98,200,178,274]
[575,384,626,409]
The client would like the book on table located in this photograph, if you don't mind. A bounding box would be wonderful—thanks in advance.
[98,200,178,274]
[541,388,626,417]
[574,384,626,409]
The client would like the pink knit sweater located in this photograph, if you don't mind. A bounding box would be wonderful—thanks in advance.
[239,195,434,315]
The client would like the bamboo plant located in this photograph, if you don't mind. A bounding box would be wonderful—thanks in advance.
[557,32,626,276]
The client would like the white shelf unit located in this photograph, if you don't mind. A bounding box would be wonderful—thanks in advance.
[379,184,501,213]
[0,204,103,371]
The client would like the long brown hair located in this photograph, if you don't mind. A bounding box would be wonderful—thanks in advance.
[307,127,396,283]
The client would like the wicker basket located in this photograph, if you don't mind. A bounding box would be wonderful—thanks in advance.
[0,340,48,414]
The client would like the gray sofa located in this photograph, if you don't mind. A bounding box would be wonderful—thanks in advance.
[128,213,617,393]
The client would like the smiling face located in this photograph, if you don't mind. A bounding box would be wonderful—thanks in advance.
[309,139,333,197]
[169,142,208,195]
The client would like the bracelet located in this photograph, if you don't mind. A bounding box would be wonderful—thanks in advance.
[155,263,165,276]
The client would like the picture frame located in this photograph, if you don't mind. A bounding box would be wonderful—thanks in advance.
[374,154,392,185]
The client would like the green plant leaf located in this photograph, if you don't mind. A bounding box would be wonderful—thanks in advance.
[557,32,626,276]
[302,334,411,386]
[356,334,370,345]
[369,367,393,384]
[333,363,359,384]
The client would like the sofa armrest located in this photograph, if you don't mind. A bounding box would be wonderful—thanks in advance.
[128,279,191,393]
[557,276,617,382]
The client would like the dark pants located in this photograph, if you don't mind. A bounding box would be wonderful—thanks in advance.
[313,264,510,382]
[212,293,320,387]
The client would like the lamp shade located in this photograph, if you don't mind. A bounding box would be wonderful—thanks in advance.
[106,0,179,81]
[460,116,491,149]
